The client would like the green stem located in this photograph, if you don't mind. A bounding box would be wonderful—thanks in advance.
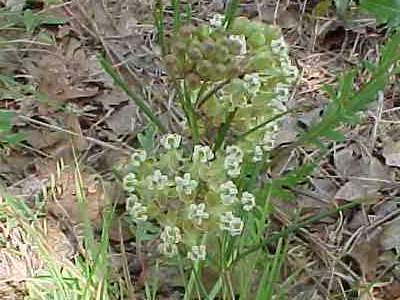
[100,57,167,133]
[213,108,238,153]
[230,199,367,267]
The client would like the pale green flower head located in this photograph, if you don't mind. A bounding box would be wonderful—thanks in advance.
[193,145,214,163]
[146,169,168,190]
[175,173,198,196]
[128,202,148,223]
[130,150,147,167]
[123,173,138,193]
[187,245,206,261]
[188,203,209,226]
[224,155,241,178]
[219,181,238,205]
[252,146,263,162]
[219,211,243,236]
[160,226,182,244]
[161,133,182,150]
[241,192,256,211]
[158,242,179,257]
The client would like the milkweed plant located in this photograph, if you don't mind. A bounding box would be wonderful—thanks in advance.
[121,16,298,263]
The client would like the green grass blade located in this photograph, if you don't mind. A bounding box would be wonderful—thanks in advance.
[100,56,167,133]
[224,0,241,29]
[213,108,238,152]
[171,0,181,33]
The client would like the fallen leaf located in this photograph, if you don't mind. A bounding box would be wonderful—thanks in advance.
[382,139,400,167]
[379,218,400,250]
[105,104,140,135]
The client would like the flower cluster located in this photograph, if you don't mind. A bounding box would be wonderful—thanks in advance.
[164,17,298,158]
[122,134,255,260]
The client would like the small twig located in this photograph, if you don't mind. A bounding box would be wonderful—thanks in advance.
[19,115,131,154]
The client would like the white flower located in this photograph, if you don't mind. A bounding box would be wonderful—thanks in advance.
[270,37,288,55]
[193,145,214,163]
[219,181,238,205]
[226,145,243,161]
[160,226,182,244]
[146,170,168,190]
[187,245,206,261]
[244,73,261,94]
[229,35,246,54]
[130,150,147,167]
[262,131,276,151]
[210,13,224,27]
[161,133,182,150]
[188,203,209,225]
[158,242,179,257]
[129,202,148,222]
[123,173,138,193]
[175,173,198,195]
[274,83,290,102]
[219,212,244,236]
[252,146,263,162]
[224,155,241,178]
[126,194,139,211]
[241,192,256,211]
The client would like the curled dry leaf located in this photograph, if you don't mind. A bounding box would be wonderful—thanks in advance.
[382,139,400,167]
[38,54,98,115]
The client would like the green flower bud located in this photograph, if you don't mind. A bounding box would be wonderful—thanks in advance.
[179,24,196,37]
[214,44,230,63]
[248,32,266,49]
[200,38,216,58]
[195,24,210,41]
[210,28,225,42]
[248,52,274,71]
[186,72,201,88]
[230,17,250,36]
[264,24,282,42]
[196,60,213,79]
[187,46,203,61]
[210,64,227,81]
[226,63,242,78]
[174,40,187,54]
[226,39,243,55]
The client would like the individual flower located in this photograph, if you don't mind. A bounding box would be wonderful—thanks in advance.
[229,35,247,54]
[130,150,147,167]
[270,37,288,55]
[128,202,148,222]
[175,173,198,195]
[275,83,290,102]
[123,173,138,193]
[188,203,209,225]
[252,146,263,162]
[219,181,238,205]
[244,73,261,95]
[219,212,244,236]
[187,245,207,261]
[146,169,168,190]
[210,13,224,27]
[158,242,179,257]
[161,133,182,150]
[241,192,256,211]
[224,155,241,178]
[160,226,182,244]
[126,194,139,211]
[226,145,244,161]
[193,145,214,163]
